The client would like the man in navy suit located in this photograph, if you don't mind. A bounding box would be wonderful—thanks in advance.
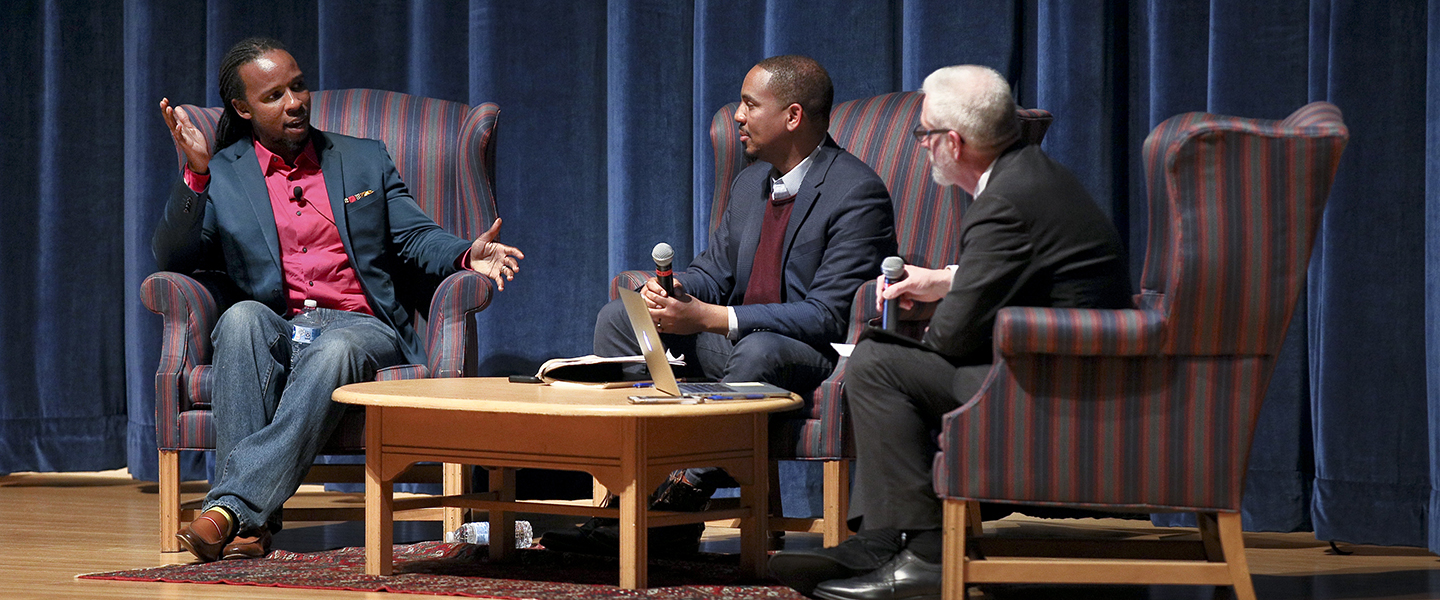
[769,65,1133,600]
[153,38,524,563]
[542,55,897,555]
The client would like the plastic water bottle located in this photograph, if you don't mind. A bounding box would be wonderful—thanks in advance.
[290,299,321,364]
[445,520,534,548]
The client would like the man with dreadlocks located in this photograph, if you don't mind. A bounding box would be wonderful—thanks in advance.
[154,37,525,562]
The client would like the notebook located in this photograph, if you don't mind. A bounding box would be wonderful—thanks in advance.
[617,288,793,400]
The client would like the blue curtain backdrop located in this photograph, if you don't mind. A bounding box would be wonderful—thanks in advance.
[2,0,1437,553]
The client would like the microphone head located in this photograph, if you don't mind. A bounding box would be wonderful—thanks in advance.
[881,256,905,279]
[651,242,674,268]
[293,186,303,199]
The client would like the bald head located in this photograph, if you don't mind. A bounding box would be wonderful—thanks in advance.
[920,65,1020,154]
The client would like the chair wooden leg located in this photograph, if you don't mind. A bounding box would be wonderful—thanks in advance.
[942,498,969,600]
[1216,512,1255,600]
[822,460,850,546]
[158,450,181,552]
[965,500,983,537]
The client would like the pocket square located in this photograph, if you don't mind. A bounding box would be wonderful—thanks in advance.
[345,190,374,203]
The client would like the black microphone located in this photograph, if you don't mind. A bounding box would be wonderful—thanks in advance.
[652,242,674,296]
[292,186,336,225]
[881,256,906,331]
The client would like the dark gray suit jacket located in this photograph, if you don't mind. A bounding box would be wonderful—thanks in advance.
[679,136,897,348]
[922,141,1133,365]
[152,130,472,365]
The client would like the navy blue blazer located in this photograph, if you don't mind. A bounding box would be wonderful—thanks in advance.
[152,130,473,365]
[679,137,897,347]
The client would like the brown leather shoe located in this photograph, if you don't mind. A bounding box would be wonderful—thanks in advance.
[221,529,272,560]
[175,508,235,562]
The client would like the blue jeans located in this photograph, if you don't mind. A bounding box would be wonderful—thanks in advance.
[204,301,405,533]
[592,297,835,491]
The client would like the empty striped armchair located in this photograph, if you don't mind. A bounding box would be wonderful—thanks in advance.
[611,91,1053,545]
[141,89,500,552]
[932,102,1348,599]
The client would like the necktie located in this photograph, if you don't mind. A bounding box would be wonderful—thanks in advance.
[743,177,798,305]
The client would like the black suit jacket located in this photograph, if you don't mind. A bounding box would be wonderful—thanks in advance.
[679,136,897,347]
[922,142,1133,365]
[152,130,473,365]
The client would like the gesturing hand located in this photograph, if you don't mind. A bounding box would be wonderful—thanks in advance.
[160,98,211,175]
[467,218,526,290]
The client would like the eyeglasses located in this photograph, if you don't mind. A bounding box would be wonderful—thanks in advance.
[911,125,953,142]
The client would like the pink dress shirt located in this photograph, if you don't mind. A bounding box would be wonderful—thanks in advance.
[186,140,373,316]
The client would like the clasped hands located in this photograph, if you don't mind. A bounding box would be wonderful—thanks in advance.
[640,278,727,336]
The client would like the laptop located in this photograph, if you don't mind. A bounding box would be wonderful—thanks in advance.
[617,288,793,400]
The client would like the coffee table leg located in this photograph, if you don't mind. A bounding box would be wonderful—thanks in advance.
[739,412,769,578]
[488,467,517,561]
[365,406,394,576]
[618,416,648,589]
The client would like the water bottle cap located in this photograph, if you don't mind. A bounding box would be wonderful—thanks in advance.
[303,299,318,308]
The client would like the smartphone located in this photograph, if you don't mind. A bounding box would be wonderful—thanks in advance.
[627,395,701,404]
[508,374,544,384]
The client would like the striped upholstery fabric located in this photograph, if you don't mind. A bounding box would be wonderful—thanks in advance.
[143,90,501,452]
[933,102,1348,512]
[618,93,1054,461]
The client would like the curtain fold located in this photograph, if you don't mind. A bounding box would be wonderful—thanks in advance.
[1,0,1435,553]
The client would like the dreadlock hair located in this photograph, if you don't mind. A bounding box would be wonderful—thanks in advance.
[214,37,287,153]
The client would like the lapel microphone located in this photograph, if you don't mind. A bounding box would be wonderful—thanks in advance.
[292,186,336,226]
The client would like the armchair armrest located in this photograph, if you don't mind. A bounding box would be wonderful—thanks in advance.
[609,269,650,301]
[425,270,496,378]
[141,271,219,370]
[844,279,935,344]
[142,272,220,445]
[993,306,1165,357]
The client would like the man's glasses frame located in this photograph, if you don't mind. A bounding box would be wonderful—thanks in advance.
[911,125,954,143]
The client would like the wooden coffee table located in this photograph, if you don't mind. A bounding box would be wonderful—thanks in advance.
[331,377,800,589]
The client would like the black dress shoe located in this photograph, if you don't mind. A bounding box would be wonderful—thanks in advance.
[542,471,713,557]
[539,521,703,556]
[649,470,713,511]
[768,529,903,598]
[812,549,942,600]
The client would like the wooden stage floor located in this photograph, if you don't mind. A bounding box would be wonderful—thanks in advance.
[3,469,1438,599]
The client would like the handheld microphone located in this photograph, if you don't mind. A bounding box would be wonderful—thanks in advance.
[652,242,674,296]
[881,256,906,331]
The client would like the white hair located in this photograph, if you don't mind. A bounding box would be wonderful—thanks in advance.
[920,65,1020,153]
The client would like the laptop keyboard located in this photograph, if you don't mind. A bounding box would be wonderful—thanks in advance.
[677,382,738,394]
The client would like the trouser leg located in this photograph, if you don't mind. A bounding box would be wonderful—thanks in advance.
[684,331,836,490]
[206,308,404,532]
[845,339,988,531]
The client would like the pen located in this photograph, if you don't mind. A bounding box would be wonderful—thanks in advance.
[705,394,765,400]
[632,382,653,388]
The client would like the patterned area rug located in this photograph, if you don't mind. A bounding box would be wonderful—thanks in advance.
[80,541,805,599]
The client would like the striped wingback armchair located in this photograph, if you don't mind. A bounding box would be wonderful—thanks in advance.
[141,89,500,552]
[932,102,1348,600]
[611,91,1053,544]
